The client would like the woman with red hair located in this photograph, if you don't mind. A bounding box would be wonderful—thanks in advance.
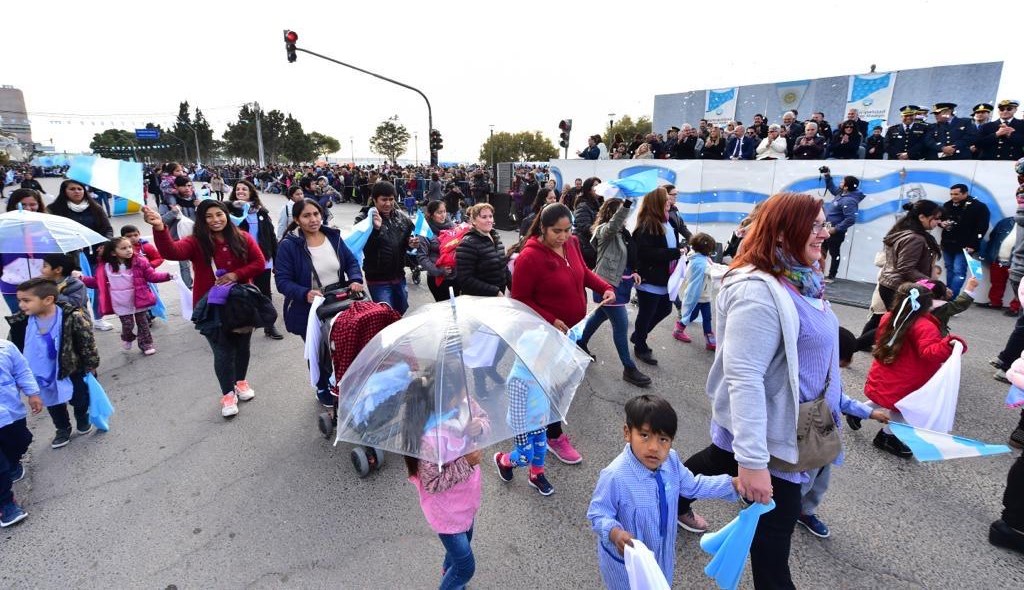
[674,193,887,589]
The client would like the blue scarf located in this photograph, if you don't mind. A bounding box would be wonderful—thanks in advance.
[775,249,824,299]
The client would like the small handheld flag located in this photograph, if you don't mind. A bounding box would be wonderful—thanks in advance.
[888,422,1011,462]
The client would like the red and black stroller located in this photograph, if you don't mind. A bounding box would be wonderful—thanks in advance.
[315,290,402,477]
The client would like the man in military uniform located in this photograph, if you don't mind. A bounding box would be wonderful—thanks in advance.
[885,105,930,160]
[970,103,994,158]
[976,99,1024,161]
[927,102,977,160]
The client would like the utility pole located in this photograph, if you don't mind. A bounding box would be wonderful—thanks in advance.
[414,132,418,166]
[350,136,354,163]
[178,118,202,166]
[252,102,265,167]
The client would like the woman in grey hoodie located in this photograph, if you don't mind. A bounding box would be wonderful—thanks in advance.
[674,193,886,590]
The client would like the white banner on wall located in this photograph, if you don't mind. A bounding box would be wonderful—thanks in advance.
[846,72,898,134]
[704,88,738,127]
[548,159,1017,287]
[775,80,811,114]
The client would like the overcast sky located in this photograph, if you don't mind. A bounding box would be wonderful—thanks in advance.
[3,0,1021,163]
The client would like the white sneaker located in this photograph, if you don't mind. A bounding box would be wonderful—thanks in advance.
[221,393,239,417]
[234,380,255,401]
[93,319,114,331]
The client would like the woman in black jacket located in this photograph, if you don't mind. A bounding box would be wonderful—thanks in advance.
[456,203,507,296]
[417,200,460,302]
[573,177,602,268]
[828,120,862,159]
[229,179,283,339]
[630,187,683,365]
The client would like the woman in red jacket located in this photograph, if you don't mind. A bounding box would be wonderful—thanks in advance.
[141,201,267,419]
[865,282,966,457]
[512,203,614,464]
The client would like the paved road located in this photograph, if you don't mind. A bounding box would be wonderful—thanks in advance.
[1,179,1022,588]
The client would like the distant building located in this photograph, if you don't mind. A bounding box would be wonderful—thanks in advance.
[0,85,32,144]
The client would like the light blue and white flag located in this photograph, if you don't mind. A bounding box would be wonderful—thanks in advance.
[964,249,984,278]
[413,209,434,240]
[1006,384,1024,409]
[705,87,738,127]
[775,80,810,114]
[846,72,897,134]
[889,422,1011,462]
[343,209,375,266]
[67,156,144,204]
[607,169,661,198]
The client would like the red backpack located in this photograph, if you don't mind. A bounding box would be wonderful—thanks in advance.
[434,223,472,286]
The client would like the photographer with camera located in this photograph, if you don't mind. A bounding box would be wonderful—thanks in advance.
[821,167,865,282]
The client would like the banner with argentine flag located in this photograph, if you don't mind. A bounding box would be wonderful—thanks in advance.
[68,156,145,205]
[776,80,810,114]
[705,88,738,127]
[846,72,897,135]
[889,422,1011,462]
[412,209,434,240]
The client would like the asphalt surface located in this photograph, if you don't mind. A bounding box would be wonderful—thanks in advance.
[1,178,1022,589]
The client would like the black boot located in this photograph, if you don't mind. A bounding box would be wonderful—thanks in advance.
[623,367,652,387]
[989,520,1024,554]
[578,342,596,362]
[634,347,658,366]
[264,325,284,340]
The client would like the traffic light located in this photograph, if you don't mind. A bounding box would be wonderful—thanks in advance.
[558,119,572,148]
[284,30,298,63]
[429,129,443,151]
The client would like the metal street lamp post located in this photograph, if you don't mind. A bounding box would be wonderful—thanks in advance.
[350,136,354,163]
[177,118,202,166]
[414,132,418,166]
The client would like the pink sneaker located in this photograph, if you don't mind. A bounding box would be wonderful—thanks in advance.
[547,434,582,464]
[705,333,717,351]
[121,340,132,351]
[234,380,255,401]
[672,321,692,343]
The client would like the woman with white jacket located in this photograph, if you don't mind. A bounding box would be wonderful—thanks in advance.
[756,125,788,160]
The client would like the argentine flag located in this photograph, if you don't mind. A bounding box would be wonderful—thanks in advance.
[67,156,144,205]
[889,423,1011,462]
[413,209,434,240]
[343,208,375,266]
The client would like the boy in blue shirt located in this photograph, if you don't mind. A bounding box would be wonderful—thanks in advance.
[0,340,42,527]
[7,278,100,450]
[588,394,740,589]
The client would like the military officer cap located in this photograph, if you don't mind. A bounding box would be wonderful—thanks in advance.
[931,102,957,114]
[998,99,1020,109]
[669,126,680,132]
[915,106,929,115]
[899,105,921,116]
[972,103,994,114]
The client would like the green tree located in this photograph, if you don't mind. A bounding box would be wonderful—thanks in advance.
[369,115,410,164]
[606,115,653,148]
[479,131,559,165]
[309,132,341,158]
[89,128,140,161]
[279,114,315,163]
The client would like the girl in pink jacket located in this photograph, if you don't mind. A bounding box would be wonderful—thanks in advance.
[79,237,171,355]
[403,371,489,590]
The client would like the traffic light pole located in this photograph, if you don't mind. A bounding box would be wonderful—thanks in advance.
[290,45,436,166]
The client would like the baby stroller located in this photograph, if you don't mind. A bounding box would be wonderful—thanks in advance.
[316,291,403,477]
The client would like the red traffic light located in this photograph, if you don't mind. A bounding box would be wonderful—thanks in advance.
[559,119,572,131]
[285,30,298,43]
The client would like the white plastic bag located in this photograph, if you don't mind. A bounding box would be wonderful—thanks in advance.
[304,296,325,388]
[895,340,963,433]
[666,257,688,302]
[173,274,194,320]
[624,539,670,590]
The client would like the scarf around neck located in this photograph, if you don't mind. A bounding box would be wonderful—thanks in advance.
[67,199,91,213]
[775,249,824,299]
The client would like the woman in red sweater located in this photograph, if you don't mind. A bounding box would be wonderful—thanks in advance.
[865,282,966,457]
[142,201,266,419]
[512,203,614,464]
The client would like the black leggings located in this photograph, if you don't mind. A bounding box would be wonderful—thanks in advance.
[678,444,800,590]
[204,330,253,395]
[253,268,273,299]
[427,278,460,302]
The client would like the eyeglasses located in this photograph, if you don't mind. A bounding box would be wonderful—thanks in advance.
[811,221,833,234]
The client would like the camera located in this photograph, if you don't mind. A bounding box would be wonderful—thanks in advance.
[818,166,830,174]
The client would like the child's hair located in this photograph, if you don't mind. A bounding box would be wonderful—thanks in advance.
[42,253,75,277]
[101,237,134,271]
[402,373,437,477]
[174,175,191,188]
[916,278,947,300]
[16,277,59,301]
[689,232,716,256]
[120,224,140,237]
[624,394,678,438]
[873,282,935,364]
[838,327,858,364]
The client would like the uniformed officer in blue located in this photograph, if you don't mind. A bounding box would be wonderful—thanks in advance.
[970,103,993,158]
[976,99,1024,161]
[927,102,977,160]
[885,105,930,160]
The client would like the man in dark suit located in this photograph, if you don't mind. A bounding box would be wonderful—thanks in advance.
[724,125,755,160]
[885,105,930,160]
[780,111,804,158]
[976,99,1024,161]
[927,102,977,160]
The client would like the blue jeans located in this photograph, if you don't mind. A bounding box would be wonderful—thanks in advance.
[685,301,713,335]
[580,304,635,370]
[2,293,18,315]
[438,525,475,590]
[943,250,967,297]
[368,280,409,315]
[800,464,831,515]
[508,429,547,468]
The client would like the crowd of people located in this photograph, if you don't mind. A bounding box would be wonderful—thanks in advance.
[2,155,1023,590]
[579,100,1024,162]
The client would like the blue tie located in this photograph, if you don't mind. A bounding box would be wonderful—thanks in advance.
[653,470,668,537]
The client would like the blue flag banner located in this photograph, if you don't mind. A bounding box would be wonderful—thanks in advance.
[701,500,776,590]
[846,72,897,134]
[85,373,114,431]
[413,209,434,240]
[888,422,1012,462]
[608,169,661,198]
[964,249,984,278]
[343,209,375,266]
[67,156,145,205]
[78,251,102,319]
[149,283,167,321]
[1007,384,1024,409]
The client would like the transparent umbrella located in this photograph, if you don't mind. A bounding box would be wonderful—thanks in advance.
[333,295,592,467]
[0,209,110,253]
